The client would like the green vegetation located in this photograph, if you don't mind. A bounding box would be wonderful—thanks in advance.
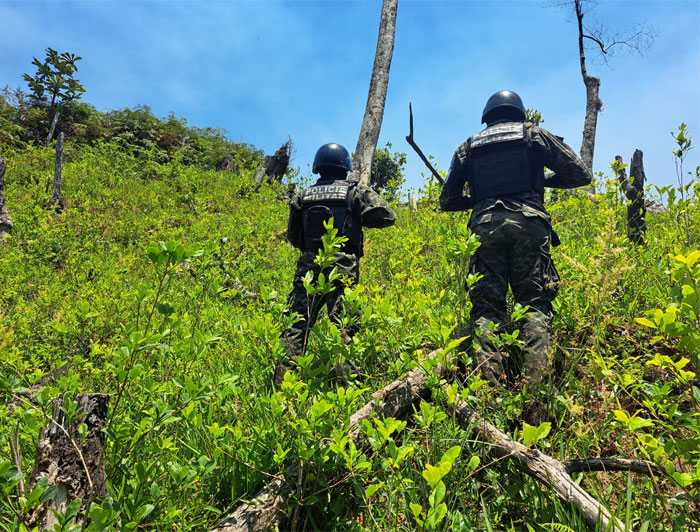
[0,101,699,531]
[370,142,406,199]
[22,47,85,145]
[0,89,260,170]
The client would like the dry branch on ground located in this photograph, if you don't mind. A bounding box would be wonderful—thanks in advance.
[210,350,661,531]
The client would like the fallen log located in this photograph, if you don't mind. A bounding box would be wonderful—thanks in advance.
[211,351,448,531]
[451,397,625,531]
[213,353,655,532]
[562,457,661,476]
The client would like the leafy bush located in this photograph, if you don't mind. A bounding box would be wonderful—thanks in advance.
[0,127,699,530]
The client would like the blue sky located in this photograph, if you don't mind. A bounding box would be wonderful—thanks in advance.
[1,0,699,193]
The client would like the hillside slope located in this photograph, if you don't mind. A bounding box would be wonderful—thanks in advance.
[1,142,699,531]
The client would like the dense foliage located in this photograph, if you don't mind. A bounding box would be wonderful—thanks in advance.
[0,89,260,171]
[370,142,406,198]
[0,124,699,531]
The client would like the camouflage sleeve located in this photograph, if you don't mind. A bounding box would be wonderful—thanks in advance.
[439,144,473,211]
[286,194,303,249]
[535,127,593,189]
[355,184,396,228]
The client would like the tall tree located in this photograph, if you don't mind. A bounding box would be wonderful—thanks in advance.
[352,0,398,185]
[23,48,85,145]
[551,0,655,171]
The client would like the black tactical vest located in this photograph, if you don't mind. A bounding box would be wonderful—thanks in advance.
[299,181,360,255]
[467,122,542,203]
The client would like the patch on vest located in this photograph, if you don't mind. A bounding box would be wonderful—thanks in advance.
[302,185,349,202]
[470,123,524,148]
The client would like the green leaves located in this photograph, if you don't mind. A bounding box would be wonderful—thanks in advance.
[373,417,406,443]
[612,409,654,432]
[411,446,461,529]
[521,421,552,446]
[23,47,85,106]
[146,240,202,267]
[415,401,447,430]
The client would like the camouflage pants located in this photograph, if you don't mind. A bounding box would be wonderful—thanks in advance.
[467,208,559,386]
[275,252,360,385]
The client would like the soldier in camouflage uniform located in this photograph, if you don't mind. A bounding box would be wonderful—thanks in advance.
[440,90,592,389]
[274,143,396,388]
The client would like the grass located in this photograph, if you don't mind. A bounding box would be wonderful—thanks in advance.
[0,140,698,531]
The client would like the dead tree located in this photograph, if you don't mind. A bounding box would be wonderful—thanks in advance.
[254,139,291,190]
[0,156,14,239]
[614,151,646,246]
[549,0,656,174]
[574,0,601,174]
[212,350,659,531]
[352,0,398,185]
[25,393,109,530]
[452,398,625,531]
[46,132,65,210]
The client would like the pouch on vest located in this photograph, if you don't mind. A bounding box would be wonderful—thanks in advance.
[303,205,339,253]
[468,122,538,202]
[300,182,356,254]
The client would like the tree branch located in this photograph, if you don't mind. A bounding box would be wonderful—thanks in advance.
[405,103,444,186]
[562,458,662,476]
[212,352,644,531]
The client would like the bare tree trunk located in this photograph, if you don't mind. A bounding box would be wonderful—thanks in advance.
[47,132,65,210]
[25,393,109,531]
[408,191,417,211]
[576,0,602,175]
[46,108,61,146]
[352,0,398,185]
[0,156,14,240]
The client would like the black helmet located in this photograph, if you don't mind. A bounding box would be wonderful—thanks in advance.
[481,90,527,124]
[312,143,353,174]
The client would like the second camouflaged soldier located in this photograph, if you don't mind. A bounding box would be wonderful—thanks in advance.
[274,143,396,388]
[440,90,592,391]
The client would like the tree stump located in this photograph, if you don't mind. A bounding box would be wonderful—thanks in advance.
[408,191,418,211]
[25,393,109,530]
[254,140,291,190]
[216,155,239,173]
[47,132,65,211]
[615,151,646,246]
[0,156,14,240]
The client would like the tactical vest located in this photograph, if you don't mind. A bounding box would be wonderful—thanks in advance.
[467,122,543,203]
[299,181,361,255]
